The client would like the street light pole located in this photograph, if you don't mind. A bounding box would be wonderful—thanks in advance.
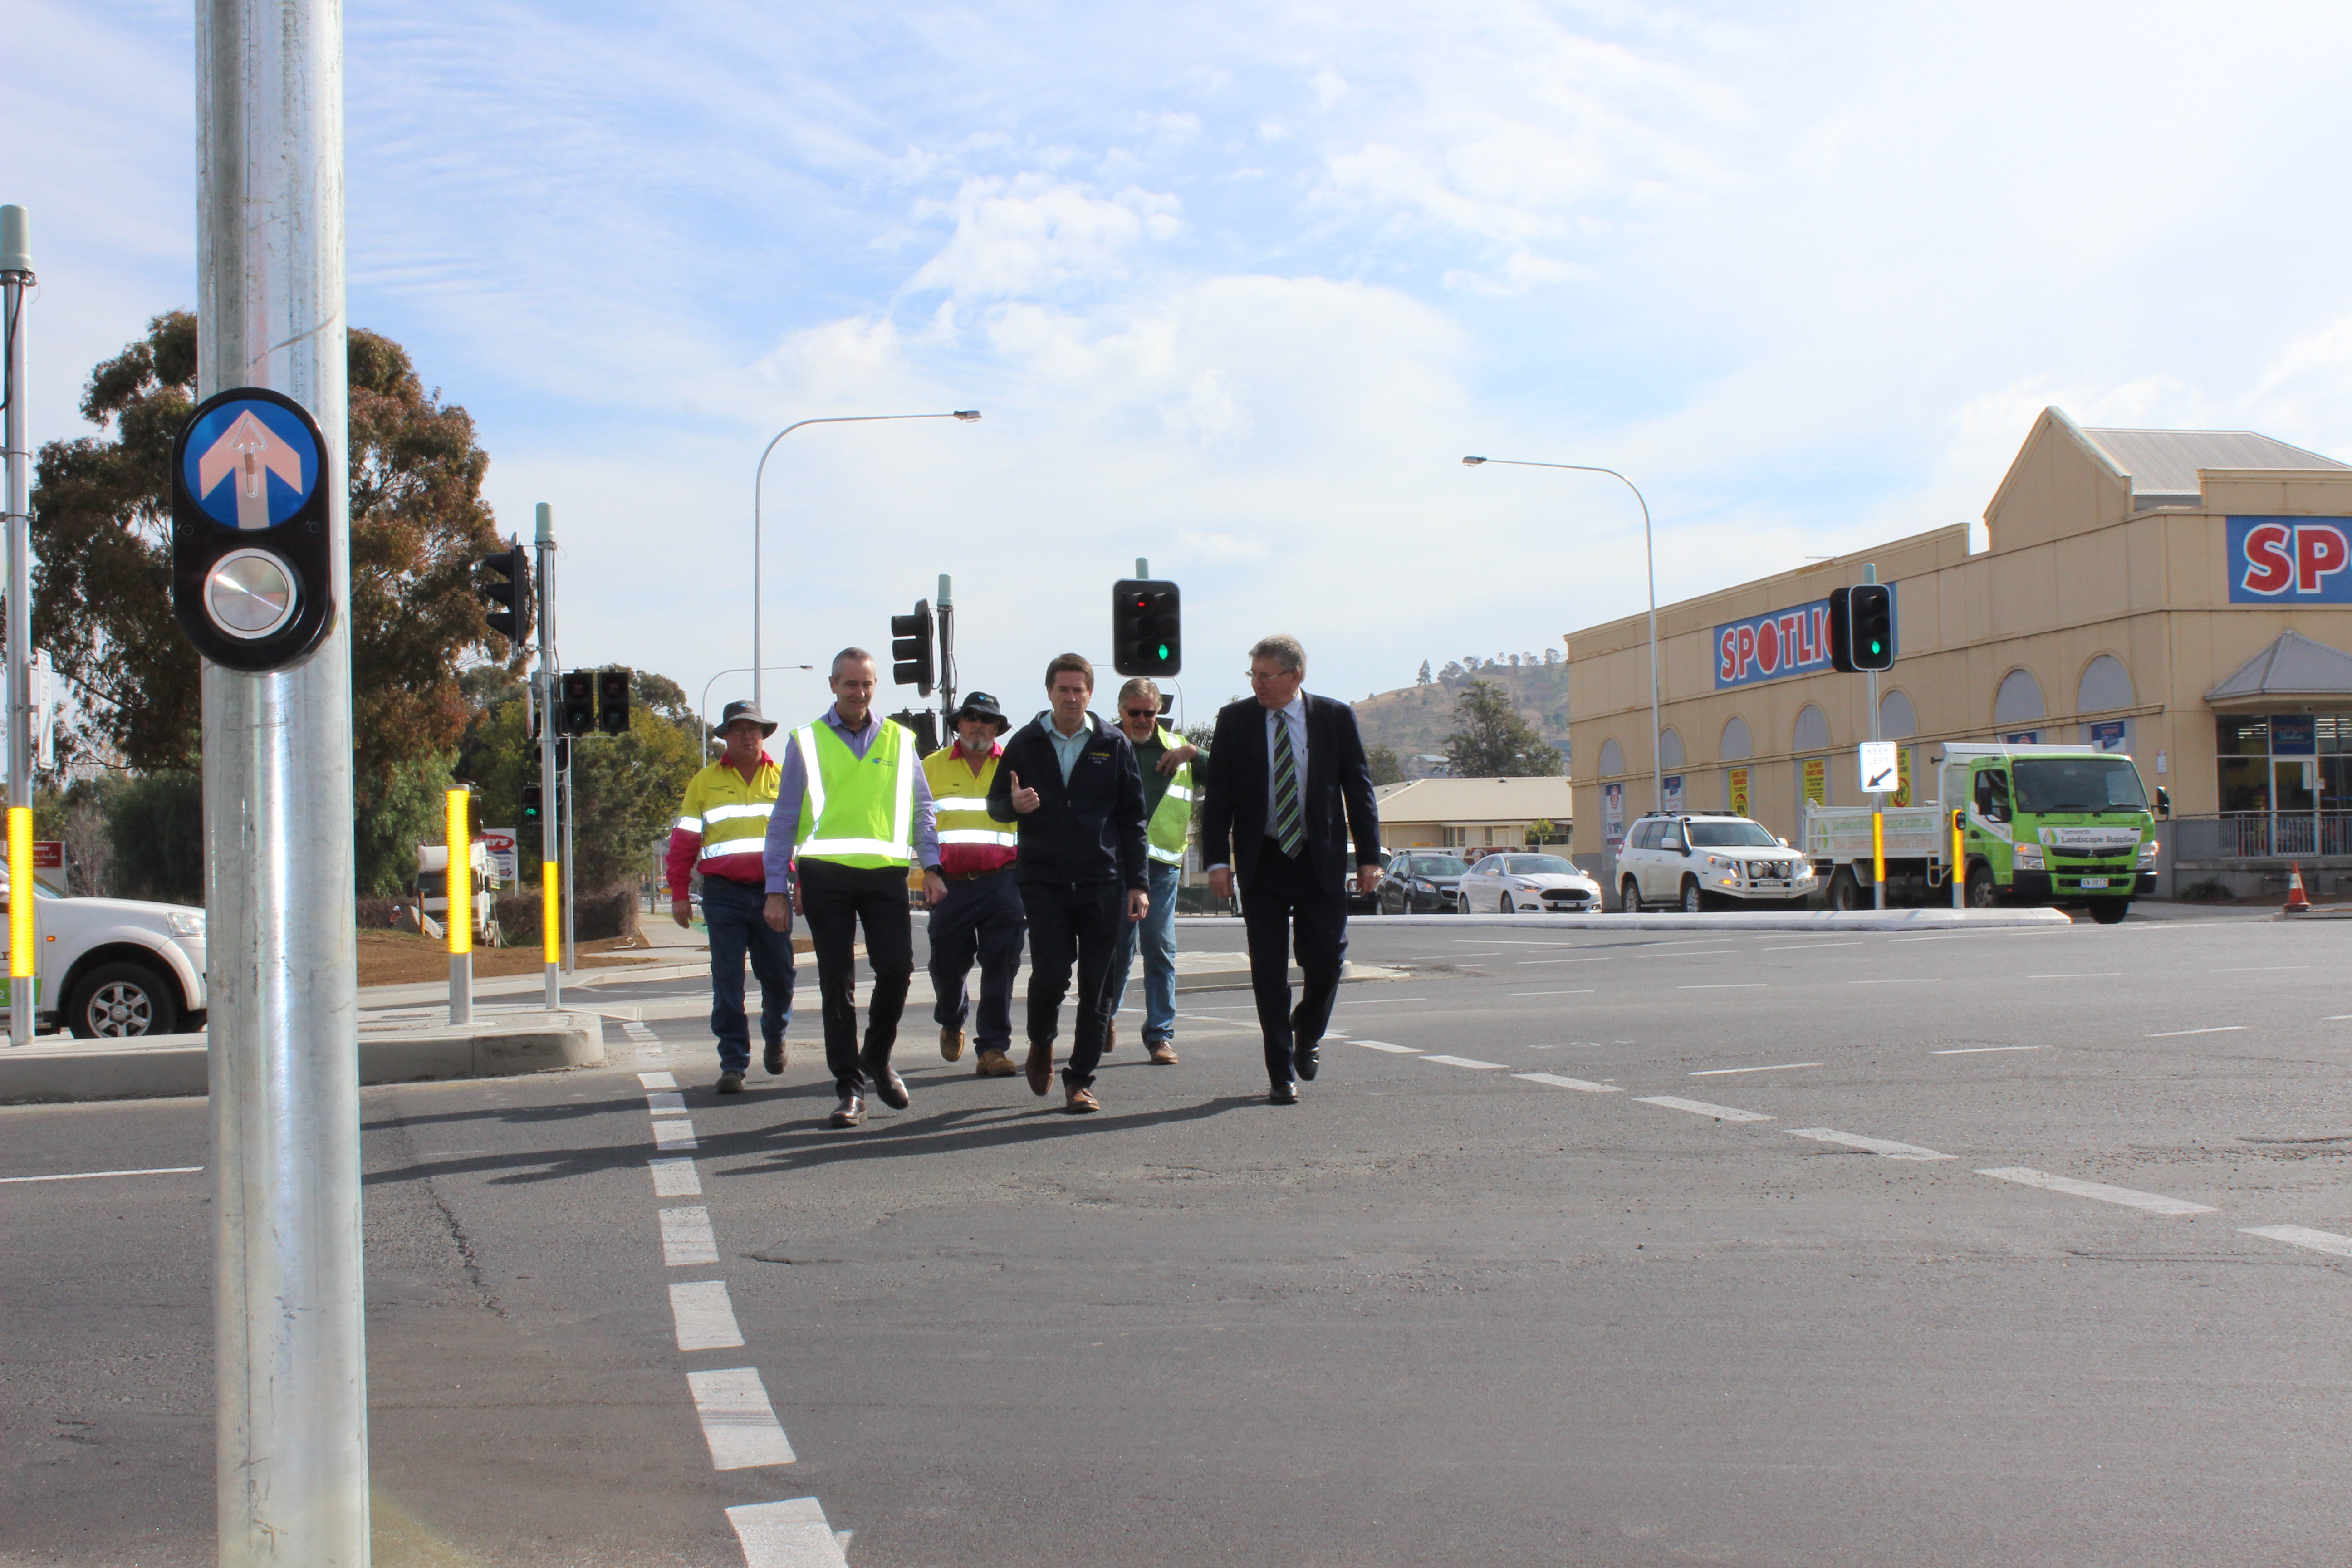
[697,664,813,754]
[752,410,979,710]
[1463,455,1661,808]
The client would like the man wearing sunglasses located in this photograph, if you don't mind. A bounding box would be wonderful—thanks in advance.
[1100,676,1200,1066]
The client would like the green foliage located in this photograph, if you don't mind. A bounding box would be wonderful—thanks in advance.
[354,752,457,897]
[1179,719,1216,757]
[1443,679,1563,779]
[1367,744,1406,786]
[36,774,128,897]
[108,770,204,904]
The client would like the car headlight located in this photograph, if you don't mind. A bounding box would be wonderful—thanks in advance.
[167,910,206,938]
[1706,854,1735,871]
[2013,844,2044,870]
[2137,840,2158,864]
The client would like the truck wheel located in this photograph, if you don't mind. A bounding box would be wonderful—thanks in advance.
[2087,898,2131,925]
[1827,867,1862,911]
[67,960,183,1039]
[1680,877,1705,913]
[1620,877,1642,914]
[1965,862,1997,909]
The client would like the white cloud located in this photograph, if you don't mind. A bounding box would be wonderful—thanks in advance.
[906,176,1183,301]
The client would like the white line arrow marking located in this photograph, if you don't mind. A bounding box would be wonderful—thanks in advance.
[196,409,305,529]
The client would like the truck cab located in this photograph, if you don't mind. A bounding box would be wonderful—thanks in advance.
[1943,744,2163,923]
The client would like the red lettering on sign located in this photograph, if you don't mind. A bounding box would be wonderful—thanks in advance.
[2242,522,2294,595]
[2296,524,2350,593]
[1735,624,1755,677]
[1719,630,1738,682]
[1779,613,1801,667]
[1756,618,1779,672]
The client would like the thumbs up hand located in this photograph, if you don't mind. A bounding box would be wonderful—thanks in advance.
[1010,770,1041,814]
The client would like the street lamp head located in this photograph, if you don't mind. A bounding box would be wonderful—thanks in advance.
[1461,455,1485,466]
[953,410,982,422]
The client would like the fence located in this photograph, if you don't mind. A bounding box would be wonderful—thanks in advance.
[2170,812,2352,862]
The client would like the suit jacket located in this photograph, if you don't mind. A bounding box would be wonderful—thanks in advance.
[1197,692,1381,894]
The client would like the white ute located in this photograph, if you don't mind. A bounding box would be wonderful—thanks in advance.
[3,878,208,1038]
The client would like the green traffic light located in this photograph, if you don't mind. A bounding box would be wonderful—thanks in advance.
[1157,643,1169,660]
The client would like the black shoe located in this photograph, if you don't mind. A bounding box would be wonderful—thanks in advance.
[830,1093,865,1127]
[1293,1042,1320,1082]
[763,1039,785,1075]
[868,1064,910,1111]
[716,1071,746,1095]
[1267,1081,1299,1106]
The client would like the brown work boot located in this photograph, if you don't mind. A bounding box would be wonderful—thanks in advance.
[1064,1083,1100,1114]
[940,1025,965,1062]
[1024,1040,1053,1097]
[975,1048,1016,1077]
[1147,1041,1178,1065]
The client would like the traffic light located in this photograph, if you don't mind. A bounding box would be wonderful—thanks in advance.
[1828,584,1896,673]
[1112,578,1181,676]
[597,667,631,735]
[560,670,597,736]
[889,708,940,755]
[891,599,936,696]
[478,540,532,643]
[520,784,543,826]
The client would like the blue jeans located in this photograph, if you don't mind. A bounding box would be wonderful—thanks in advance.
[928,869,1026,1052]
[1102,859,1180,1044]
[699,875,794,1074]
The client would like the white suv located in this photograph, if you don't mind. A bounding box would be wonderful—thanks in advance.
[3,878,209,1037]
[1617,813,1817,913]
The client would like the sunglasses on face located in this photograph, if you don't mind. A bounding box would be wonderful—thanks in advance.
[1122,708,1156,719]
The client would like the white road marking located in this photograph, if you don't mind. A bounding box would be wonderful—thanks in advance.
[2239,1224,2352,1259]
[1787,1128,1954,1160]
[2213,965,2308,972]
[654,1119,700,1151]
[1336,997,1427,1004]
[1518,956,1614,964]
[660,1206,721,1265]
[1636,1096,1774,1122]
[1421,1054,1508,1069]
[650,1158,702,1197]
[1508,990,1596,997]
[1460,939,1579,946]
[1352,1040,1420,1053]
[1513,1073,1621,1093]
[624,1022,659,1041]
[2029,972,2121,979]
[1690,1062,1820,1076]
[1975,1166,2216,1215]
[1679,983,1766,990]
[669,1279,746,1352]
[687,1367,797,1469]
[1639,948,1739,958]
[1759,941,1865,951]
[1851,978,1938,985]
[1933,1044,2043,1055]
[2146,1026,2244,1038]
[726,1497,849,1568]
[645,1091,688,1116]
[638,1071,678,1089]
[0,1165,203,1185]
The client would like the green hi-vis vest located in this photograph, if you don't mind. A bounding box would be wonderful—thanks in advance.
[1147,725,1194,866]
[791,719,916,868]
[922,745,1019,851]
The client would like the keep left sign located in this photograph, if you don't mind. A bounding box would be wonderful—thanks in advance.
[2230,516,2352,603]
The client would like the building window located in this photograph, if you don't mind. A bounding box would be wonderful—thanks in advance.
[1720,715,1752,761]
[1597,737,1625,778]
[1659,727,1684,770]
[1793,704,1830,751]
[1994,668,2046,728]
[2077,655,2134,714]
[1878,689,1918,739]
[2214,714,2352,819]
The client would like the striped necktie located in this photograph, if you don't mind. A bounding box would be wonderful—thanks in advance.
[1271,710,1305,857]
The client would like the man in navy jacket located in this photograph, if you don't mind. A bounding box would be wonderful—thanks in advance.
[986,652,1148,1113]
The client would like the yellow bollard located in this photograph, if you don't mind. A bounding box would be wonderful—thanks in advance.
[9,805,33,1024]
[445,789,471,955]
[542,860,561,964]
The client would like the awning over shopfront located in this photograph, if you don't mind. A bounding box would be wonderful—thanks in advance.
[2204,630,2352,708]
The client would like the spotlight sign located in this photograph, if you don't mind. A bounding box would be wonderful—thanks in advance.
[169,386,338,672]
[2229,516,2352,603]
[1714,598,1834,689]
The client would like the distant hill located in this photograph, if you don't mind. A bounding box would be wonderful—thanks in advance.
[1350,659,1571,777]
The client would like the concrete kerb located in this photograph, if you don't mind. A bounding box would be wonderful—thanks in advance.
[0,1011,606,1105]
[1173,908,2075,933]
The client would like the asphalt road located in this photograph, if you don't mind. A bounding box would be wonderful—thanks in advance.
[6,907,2351,1567]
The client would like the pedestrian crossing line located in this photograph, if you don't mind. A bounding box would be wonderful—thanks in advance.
[638,1070,678,1089]
[653,1119,700,1152]
[1975,1166,2216,1215]
[1352,1040,1420,1053]
[1635,1095,1774,1123]
[686,1367,796,1470]
[1786,1128,1955,1161]
[645,1091,688,1116]
[624,1021,660,1043]
[659,1206,721,1266]
[669,1279,746,1352]
[1512,1073,1620,1093]
[1421,1054,1509,1069]
[726,1498,849,1568]
[650,1157,702,1197]
[2239,1223,2352,1259]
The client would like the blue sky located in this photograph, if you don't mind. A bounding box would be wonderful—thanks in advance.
[16,1,2352,728]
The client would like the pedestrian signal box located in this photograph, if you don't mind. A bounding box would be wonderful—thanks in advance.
[1828,584,1896,673]
[560,671,597,736]
[890,708,940,755]
[891,599,936,696]
[168,386,337,672]
[1113,579,1181,677]
[478,541,532,643]
[520,784,543,825]
[597,668,630,735]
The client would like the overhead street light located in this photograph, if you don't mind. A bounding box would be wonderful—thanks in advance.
[752,411,981,708]
[1461,454,1662,811]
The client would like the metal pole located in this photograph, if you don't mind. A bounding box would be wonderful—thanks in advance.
[446,789,471,1025]
[1,207,34,1046]
[563,762,577,973]
[1866,563,1885,910]
[936,573,955,737]
[197,0,369,1558]
[536,503,559,1009]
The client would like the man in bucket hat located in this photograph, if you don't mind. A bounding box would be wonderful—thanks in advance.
[665,698,794,1095]
[923,691,1027,1078]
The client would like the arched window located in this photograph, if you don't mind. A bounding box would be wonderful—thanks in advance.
[2077,655,2133,714]
[1878,690,1918,739]
[1597,738,1625,778]
[1994,668,2045,726]
[1720,715,1752,760]
[1793,704,1830,751]
[1659,727,1685,770]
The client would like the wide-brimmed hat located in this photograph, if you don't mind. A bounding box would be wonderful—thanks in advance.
[953,691,1011,734]
[713,699,778,738]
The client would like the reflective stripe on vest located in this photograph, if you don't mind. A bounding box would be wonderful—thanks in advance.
[1146,725,1194,865]
[922,746,1021,849]
[680,758,781,862]
[793,721,916,866]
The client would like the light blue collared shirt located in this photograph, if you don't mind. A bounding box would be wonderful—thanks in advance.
[1044,713,1094,783]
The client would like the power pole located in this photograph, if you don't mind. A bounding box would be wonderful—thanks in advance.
[196,0,370,1561]
[2,206,34,1046]
[935,572,956,736]
[1865,563,1885,911]
[536,503,560,1008]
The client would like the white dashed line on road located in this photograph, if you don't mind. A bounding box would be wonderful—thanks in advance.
[2029,972,2121,980]
[638,1071,678,1089]
[1352,1040,1420,1053]
[686,1367,797,1469]
[669,1279,746,1352]
[1421,1054,1509,1069]
[1636,1096,1774,1122]
[1679,984,1766,990]
[1638,949,1739,958]
[1786,1128,1954,1160]
[1975,1167,2216,1215]
[727,1498,849,1568]
[2240,1224,2352,1259]
[1518,956,1614,964]
[654,1119,701,1151]
[1932,1045,2043,1054]
[1337,997,1428,1004]
[1690,1062,1819,1076]
[1852,977,1939,985]
[2146,1026,2245,1038]
[1759,941,1865,951]
[659,1207,721,1265]
[1508,990,1596,997]
[646,1092,688,1116]
[1512,1073,1621,1093]
[2212,965,2307,972]
[0,1165,203,1185]
[650,1158,702,1197]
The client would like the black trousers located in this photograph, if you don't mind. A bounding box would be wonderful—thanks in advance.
[797,858,915,1095]
[1240,838,1349,1088]
[928,868,1027,1051]
[1019,878,1122,1090]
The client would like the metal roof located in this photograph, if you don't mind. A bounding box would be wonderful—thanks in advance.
[2080,426,2350,508]
[1374,775,1574,823]
[2205,629,2352,702]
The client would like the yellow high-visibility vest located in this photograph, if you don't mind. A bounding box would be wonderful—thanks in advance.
[791,720,916,868]
[1145,725,1193,866]
[923,744,1019,851]
[676,757,781,867]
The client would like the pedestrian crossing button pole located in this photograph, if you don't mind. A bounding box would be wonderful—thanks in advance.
[2,206,34,1045]
[447,787,473,1025]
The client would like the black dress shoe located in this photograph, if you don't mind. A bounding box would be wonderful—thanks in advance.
[763,1039,785,1075]
[830,1093,865,1127]
[867,1064,911,1110]
[1267,1081,1299,1105]
[1293,1042,1320,1082]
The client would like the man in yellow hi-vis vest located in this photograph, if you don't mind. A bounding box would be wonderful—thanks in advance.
[922,691,1026,1078]
[1099,676,1198,1066]
[762,648,944,1129]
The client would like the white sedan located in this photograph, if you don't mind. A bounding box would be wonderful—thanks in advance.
[1457,853,1603,914]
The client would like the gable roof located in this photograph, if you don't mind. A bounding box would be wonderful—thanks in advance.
[2205,629,2352,703]
[1374,775,1574,823]
[2081,426,2350,508]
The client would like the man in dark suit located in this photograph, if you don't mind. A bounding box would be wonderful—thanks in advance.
[1197,635,1382,1104]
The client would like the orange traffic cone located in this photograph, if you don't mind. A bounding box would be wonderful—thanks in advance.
[2285,863,2310,913]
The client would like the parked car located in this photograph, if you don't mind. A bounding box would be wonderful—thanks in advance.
[1345,852,1390,914]
[1458,852,1602,913]
[1,876,209,1038]
[1616,811,1817,912]
[1379,852,1470,914]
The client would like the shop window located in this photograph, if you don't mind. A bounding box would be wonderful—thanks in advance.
[2216,715,2269,755]
[1597,738,1624,778]
[2316,715,2352,755]
[1793,704,1830,751]
[1659,727,1684,770]
[2077,655,2133,714]
[1720,715,1752,761]
[1878,689,1917,739]
[1994,668,2045,727]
